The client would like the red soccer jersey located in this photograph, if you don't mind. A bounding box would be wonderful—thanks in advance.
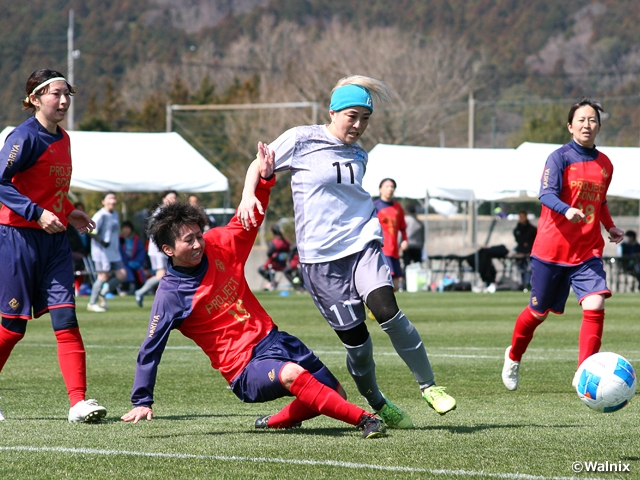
[0,119,75,228]
[373,199,407,258]
[130,178,277,406]
[532,142,613,265]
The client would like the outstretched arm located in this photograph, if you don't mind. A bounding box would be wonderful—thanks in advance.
[237,142,275,230]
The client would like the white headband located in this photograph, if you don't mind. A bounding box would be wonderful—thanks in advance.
[26,77,68,102]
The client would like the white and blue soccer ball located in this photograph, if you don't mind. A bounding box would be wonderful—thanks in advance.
[576,352,637,413]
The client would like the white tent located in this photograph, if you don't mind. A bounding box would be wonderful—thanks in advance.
[0,127,228,193]
[363,143,541,202]
[515,142,640,200]
[362,142,640,284]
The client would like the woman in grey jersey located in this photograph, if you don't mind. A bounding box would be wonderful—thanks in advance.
[238,75,456,429]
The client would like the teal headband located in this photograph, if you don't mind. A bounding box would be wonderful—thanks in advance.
[329,84,373,113]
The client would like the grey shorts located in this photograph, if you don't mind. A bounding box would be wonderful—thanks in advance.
[300,242,392,331]
[91,248,125,273]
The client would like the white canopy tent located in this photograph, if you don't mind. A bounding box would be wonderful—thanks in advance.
[515,142,640,200]
[0,127,228,193]
[362,142,640,285]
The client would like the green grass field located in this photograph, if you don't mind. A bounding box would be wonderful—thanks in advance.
[1,291,639,479]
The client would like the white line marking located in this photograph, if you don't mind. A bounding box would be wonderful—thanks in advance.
[0,446,604,480]
[16,344,640,362]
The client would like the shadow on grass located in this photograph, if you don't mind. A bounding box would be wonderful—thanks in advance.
[417,423,578,434]
[144,426,362,439]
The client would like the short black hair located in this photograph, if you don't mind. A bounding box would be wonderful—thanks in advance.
[147,201,208,250]
[568,98,604,126]
[379,178,396,189]
[625,230,637,239]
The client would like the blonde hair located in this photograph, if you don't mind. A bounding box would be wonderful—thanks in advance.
[332,75,394,105]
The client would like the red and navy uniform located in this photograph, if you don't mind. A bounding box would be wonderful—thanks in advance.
[0,118,74,228]
[0,118,76,318]
[131,177,337,407]
[532,141,614,266]
[373,198,407,277]
[528,140,614,314]
[0,117,89,407]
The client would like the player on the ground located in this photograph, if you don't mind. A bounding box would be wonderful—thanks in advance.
[237,75,456,429]
[0,68,106,422]
[121,145,385,439]
[502,98,624,391]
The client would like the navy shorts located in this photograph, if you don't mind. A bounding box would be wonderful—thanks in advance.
[230,329,339,403]
[529,256,611,315]
[385,256,403,279]
[0,225,75,319]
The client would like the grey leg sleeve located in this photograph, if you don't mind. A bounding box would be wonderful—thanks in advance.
[136,276,160,296]
[343,335,384,408]
[380,310,435,389]
[89,278,104,305]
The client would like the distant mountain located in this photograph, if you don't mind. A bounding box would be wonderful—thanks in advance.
[1,0,638,133]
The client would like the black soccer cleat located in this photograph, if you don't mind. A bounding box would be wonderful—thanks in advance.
[255,415,302,429]
[356,414,386,439]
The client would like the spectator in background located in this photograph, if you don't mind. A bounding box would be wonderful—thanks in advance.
[402,204,424,267]
[134,190,177,307]
[119,220,147,296]
[67,201,91,295]
[513,211,537,289]
[73,201,91,254]
[257,223,291,291]
[374,178,407,291]
[617,230,640,282]
[88,192,127,312]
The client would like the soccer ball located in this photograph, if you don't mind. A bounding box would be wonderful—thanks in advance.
[575,352,637,413]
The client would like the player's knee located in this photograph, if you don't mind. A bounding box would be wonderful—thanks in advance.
[50,307,79,331]
[335,322,370,347]
[279,363,305,390]
[366,286,399,323]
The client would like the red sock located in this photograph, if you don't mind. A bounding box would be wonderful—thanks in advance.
[55,328,87,407]
[0,325,25,372]
[510,307,545,362]
[578,309,604,366]
[267,399,320,428]
[289,370,368,426]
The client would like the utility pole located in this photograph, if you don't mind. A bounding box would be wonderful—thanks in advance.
[468,91,475,148]
[67,9,75,130]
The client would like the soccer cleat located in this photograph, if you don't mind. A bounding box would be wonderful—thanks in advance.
[87,303,107,313]
[254,415,302,429]
[356,414,386,439]
[98,296,109,310]
[68,399,107,423]
[377,394,413,429]
[422,385,457,415]
[502,346,520,391]
[135,292,143,308]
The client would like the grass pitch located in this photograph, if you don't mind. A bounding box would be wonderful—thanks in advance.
[0,291,639,479]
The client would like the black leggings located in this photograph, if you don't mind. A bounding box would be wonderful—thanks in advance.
[334,286,399,347]
[1,307,78,334]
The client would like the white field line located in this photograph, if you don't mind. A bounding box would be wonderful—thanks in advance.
[0,446,604,480]
[17,343,640,363]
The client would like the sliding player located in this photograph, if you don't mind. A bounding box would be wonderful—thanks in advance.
[122,145,385,439]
